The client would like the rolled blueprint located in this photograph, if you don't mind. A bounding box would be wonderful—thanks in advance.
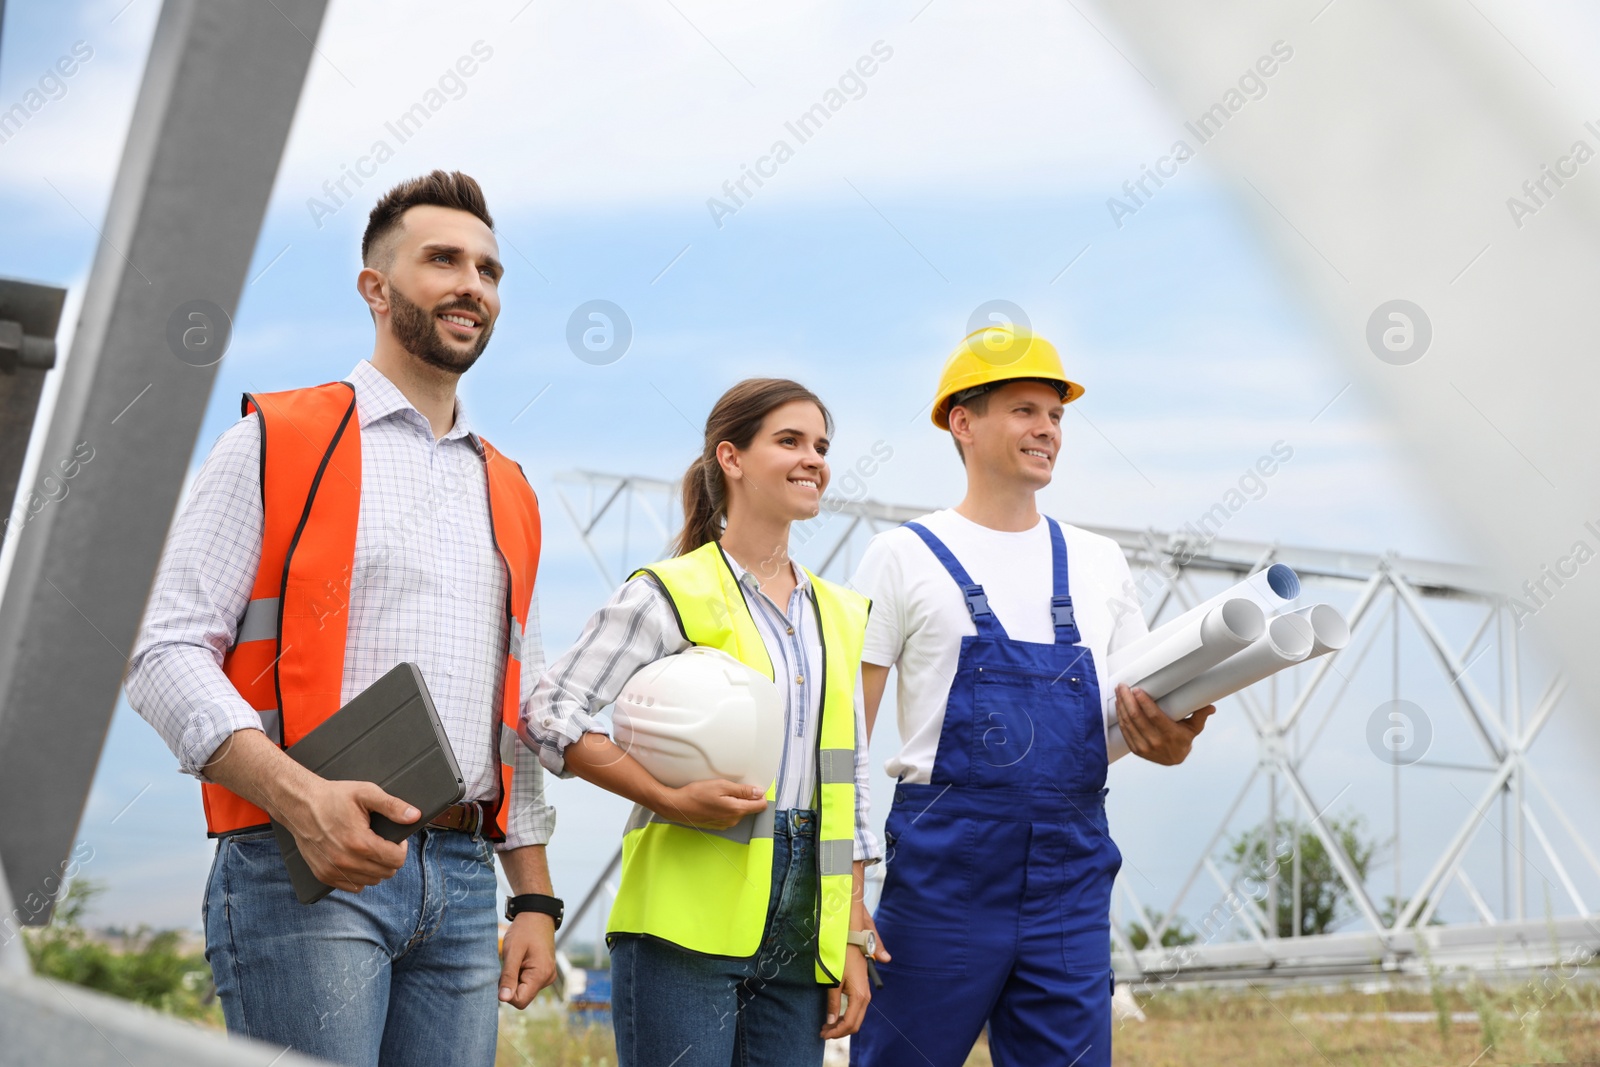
[1107,598,1265,701]
[1157,612,1316,720]
[1104,602,1352,760]
[1113,563,1302,669]
[1287,603,1350,657]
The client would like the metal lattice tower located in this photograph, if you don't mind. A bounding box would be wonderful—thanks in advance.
[553,469,1597,988]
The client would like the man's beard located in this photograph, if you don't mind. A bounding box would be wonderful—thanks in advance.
[388,283,493,374]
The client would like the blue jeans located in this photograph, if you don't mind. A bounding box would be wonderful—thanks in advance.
[203,825,501,1067]
[611,809,828,1067]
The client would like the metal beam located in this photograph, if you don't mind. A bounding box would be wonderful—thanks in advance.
[1205,858,1269,944]
[1280,569,1386,733]
[0,966,327,1066]
[556,844,622,954]
[1390,572,1509,761]
[0,279,68,543]
[1454,867,1497,927]
[555,471,1500,594]
[1397,757,1518,931]
[1525,764,1600,887]
[0,850,28,975]
[1153,765,1259,946]
[0,0,329,923]
[1121,913,1600,987]
[1523,805,1588,916]
[1278,761,1389,935]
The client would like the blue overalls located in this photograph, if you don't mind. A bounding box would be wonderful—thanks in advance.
[852,519,1121,1067]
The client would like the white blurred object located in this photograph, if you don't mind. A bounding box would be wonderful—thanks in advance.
[823,1036,851,1066]
[1097,0,1600,747]
[610,646,783,788]
[1113,983,1148,1022]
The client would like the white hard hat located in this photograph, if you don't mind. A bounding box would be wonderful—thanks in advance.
[611,646,783,789]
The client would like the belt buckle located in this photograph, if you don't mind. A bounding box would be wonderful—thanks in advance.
[428,801,476,834]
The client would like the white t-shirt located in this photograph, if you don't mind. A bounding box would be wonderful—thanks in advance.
[849,508,1149,784]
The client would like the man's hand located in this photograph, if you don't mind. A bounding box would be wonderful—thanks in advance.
[200,728,418,893]
[498,845,559,1009]
[1115,684,1214,766]
[498,913,558,1008]
[278,779,419,892]
[821,944,872,1040]
[657,779,769,830]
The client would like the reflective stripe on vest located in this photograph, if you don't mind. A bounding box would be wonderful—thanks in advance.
[205,381,541,840]
[606,542,869,983]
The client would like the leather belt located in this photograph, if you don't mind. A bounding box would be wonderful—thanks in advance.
[426,800,491,834]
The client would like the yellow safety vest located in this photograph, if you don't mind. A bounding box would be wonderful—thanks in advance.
[606,541,867,983]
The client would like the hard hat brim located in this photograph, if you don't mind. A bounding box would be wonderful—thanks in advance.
[932,375,1085,430]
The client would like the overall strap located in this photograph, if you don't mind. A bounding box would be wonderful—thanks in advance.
[903,522,1008,640]
[1046,517,1081,645]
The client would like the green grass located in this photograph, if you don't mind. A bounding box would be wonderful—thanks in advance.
[26,887,1597,1067]
[497,1001,617,1067]
[492,980,1600,1066]
[1108,980,1600,1066]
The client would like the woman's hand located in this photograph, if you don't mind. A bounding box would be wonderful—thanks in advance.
[860,908,891,965]
[822,943,872,1039]
[656,779,769,829]
[564,733,767,829]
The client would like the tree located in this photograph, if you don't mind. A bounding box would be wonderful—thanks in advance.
[24,879,217,1021]
[1225,813,1379,938]
[1126,911,1198,950]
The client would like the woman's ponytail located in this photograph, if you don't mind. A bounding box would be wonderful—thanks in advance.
[673,451,728,558]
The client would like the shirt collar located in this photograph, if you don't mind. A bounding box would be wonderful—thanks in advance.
[344,360,478,446]
[721,548,812,596]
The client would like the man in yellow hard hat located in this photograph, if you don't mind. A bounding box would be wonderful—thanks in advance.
[848,325,1213,1067]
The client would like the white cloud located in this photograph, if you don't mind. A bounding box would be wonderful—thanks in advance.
[263,0,1172,223]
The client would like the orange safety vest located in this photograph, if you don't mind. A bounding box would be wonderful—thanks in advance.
[204,380,541,840]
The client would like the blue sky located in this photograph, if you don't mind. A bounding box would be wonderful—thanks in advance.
[5,0,1598,940]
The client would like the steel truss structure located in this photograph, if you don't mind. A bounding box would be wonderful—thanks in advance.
[554,469,1600,988]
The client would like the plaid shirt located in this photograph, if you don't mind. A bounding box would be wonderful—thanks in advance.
[126,360,554,850]
[522,556,881,864]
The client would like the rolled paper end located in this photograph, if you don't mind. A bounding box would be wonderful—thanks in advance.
[1264,562,1301,602]
[1217,597,1266,644]
[1266,612,1315,660]
[1292,603,1351,656]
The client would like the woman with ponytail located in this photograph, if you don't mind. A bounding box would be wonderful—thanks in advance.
[523,379,886,1066]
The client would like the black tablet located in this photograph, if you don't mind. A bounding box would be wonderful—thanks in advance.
[270,662,466,904]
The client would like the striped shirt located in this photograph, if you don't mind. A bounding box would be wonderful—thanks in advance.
[522,554,881,863]
[125,360,554,850]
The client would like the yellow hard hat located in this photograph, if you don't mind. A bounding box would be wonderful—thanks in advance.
[930,324,1084,429]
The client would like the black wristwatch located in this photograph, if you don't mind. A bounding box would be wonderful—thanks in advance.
[505,893,564,929]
